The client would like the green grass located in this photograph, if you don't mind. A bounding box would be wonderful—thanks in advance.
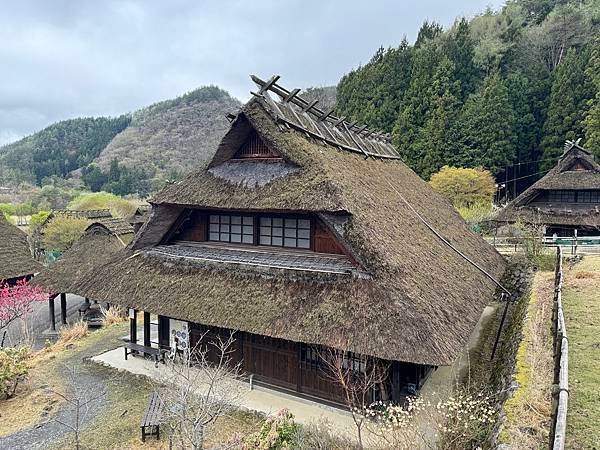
[563,256,600,450]
[500,269,554,448]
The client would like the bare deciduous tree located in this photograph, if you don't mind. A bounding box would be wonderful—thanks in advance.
[158,331,243,450]
[50,365,107,450]
[320,347,389,450]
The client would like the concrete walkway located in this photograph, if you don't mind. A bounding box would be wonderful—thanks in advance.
[91,347,359,436]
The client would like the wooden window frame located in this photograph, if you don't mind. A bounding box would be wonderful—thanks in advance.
[208,213,255,244]
[258,215,312,250]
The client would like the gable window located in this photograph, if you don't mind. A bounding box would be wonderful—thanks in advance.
[259,217,311,249]
[209,214,254,244]
[548,190,575,203]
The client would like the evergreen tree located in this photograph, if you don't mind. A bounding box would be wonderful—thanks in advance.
[452,72,517,175]
[444,18,480,99]
[584,33,600,159]
[412,58,461,178]
[415,21,443,48]
[540,47,593,170]
[393,41,446,166]
[337,40,413,132]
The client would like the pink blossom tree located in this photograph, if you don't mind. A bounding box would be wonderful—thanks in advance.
[0,278,48,333]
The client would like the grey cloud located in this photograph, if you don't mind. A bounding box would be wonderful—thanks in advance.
[0,0,503,145]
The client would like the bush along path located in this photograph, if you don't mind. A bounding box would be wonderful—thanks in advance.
[0,324,133,450]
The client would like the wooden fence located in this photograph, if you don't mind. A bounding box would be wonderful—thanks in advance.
[550,246,569,450]
[487,236,600,256]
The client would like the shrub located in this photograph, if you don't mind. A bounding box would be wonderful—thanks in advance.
[240,409,300,450]
[429,166,496,207]
[29,210,50,232]
[42,216,90,252]
[456,202,494,230]
[57,321,89,345]
[68,192,136,218]
[0,347,30,399]
[101,305,127,326]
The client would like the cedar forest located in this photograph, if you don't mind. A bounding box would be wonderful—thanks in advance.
[336,0,600,198]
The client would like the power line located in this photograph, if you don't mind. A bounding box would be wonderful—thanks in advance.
[497,169,551,187]
[504,157,556,168]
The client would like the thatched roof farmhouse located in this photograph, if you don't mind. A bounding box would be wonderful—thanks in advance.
[73,76,506,404]
[33,218,134,330]
[495,140,600,235]
[0,214,42,283]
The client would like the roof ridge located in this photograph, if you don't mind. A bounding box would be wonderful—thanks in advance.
[249,75,400,160]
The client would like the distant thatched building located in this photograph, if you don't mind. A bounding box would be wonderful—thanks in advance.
[128,205,151,233]
[74,76,506,405]
[496,140,600,236]
[34,218,133,329]
[0,215,42,284]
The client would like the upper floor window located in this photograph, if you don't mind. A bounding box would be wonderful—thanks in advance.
[259,217,311,249]
[209,214,254,244]
[578,190,600,203]
[548,190,575,203]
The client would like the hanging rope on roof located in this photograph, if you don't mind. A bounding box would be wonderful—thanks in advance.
[385,179,512,360]
[385,179,511,296]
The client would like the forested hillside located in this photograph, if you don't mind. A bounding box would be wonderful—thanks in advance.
[336,0,600,197]
[0,86,240,196]
[0,116,130,185]
[94,86,240,181]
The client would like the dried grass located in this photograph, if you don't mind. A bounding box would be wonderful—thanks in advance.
[101,305,127,326]
[57,321,89,345]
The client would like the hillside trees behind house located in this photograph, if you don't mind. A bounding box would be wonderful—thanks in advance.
[0,86,240,197]
[0,116,131,185]
[336,0,600,196]
[94,86,240,183]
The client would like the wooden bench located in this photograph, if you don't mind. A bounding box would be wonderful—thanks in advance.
[141,391,163,442]
[123,342,163,367]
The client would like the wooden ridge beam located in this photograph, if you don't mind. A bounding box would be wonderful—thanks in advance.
[250,74,400,157]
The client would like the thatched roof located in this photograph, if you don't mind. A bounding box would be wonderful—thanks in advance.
[33,219,133,295]
[128,205,151,225]
[0,215,42,281]
[496,140,600,227]
[73,84,506,367]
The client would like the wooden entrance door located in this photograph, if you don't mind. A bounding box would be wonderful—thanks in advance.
[242,334,299,390]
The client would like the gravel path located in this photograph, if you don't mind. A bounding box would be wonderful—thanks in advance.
[0,363,108,450]
[0,327,124,450]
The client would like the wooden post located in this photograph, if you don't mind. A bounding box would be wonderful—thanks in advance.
[143,311,151,347]
[574,229,578,256]
[130,309,137,344]
[60,293,67,325]
[48,296,56,331]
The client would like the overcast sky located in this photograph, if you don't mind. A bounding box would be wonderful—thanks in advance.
[0,0,504,146]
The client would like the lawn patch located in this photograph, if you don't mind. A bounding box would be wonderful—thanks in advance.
[563,256,600,450]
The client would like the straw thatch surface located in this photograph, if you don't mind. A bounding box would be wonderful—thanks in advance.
[74,97,506,366]
[0,215,42,281]
[33,221,133,295]
[496,143,600,227]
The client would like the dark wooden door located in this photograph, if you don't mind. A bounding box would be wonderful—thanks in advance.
[243,334,299,390]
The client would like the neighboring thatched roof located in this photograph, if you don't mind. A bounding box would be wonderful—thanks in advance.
[0,215,42,281]
[128,205,151,225]
[73,84,506,367]
[496,140,600,227]
[33,219,133,295]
